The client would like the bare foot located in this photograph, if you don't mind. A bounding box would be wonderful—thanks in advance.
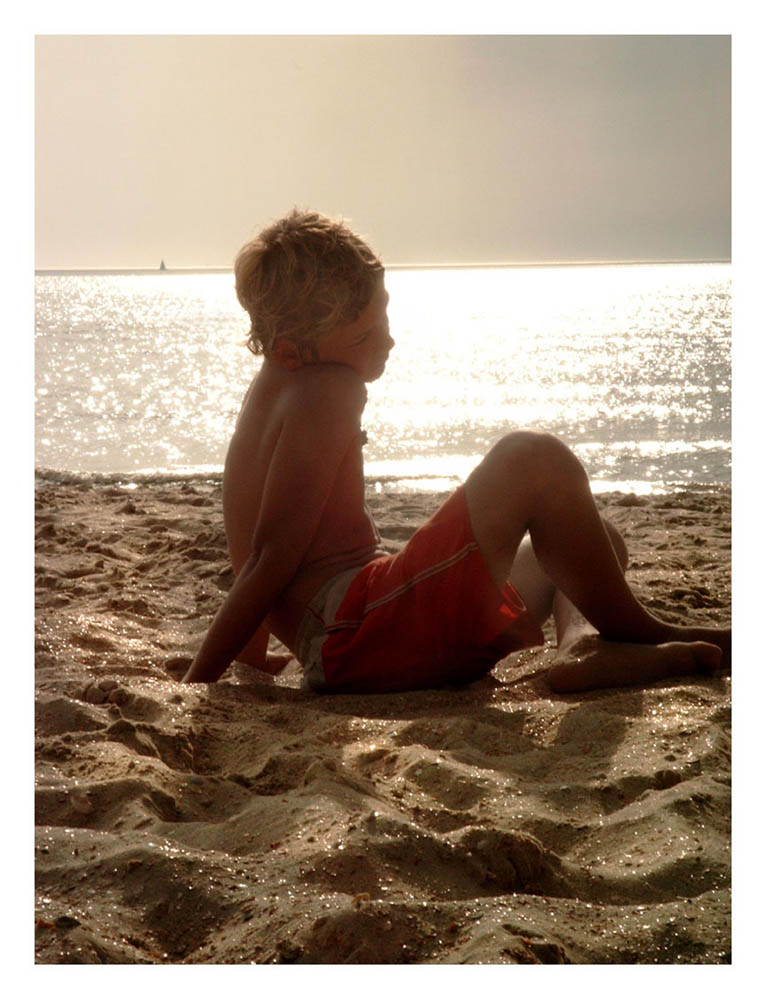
[548,633,723,694]
[655,623,731,672]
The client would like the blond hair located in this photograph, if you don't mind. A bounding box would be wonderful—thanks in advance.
[234,209,384,357]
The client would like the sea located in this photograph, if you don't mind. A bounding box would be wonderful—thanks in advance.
[34,263,731,495]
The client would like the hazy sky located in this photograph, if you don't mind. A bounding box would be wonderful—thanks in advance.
[35,34,730,268]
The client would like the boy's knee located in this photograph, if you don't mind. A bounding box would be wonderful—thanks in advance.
[601,516,628,570]
[489,430,587,489]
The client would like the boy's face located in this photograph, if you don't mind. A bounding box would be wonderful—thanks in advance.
[314,277,393,382]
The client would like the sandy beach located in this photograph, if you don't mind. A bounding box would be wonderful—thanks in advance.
[34,480,731,964]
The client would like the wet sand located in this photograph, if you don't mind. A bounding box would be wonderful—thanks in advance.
[34,481,731,964]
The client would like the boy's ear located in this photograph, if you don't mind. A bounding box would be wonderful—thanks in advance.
[271,338,304,372]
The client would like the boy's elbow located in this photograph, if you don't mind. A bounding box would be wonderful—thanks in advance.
[247,537,279,569]
[246,538,301,587]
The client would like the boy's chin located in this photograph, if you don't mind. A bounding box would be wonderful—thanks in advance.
[364,361,388,382]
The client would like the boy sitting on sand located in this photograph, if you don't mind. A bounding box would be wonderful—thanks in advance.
[183,210,730,692]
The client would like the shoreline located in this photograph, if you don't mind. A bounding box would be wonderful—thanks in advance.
[35,260,731,277]
[34,466,732,499]
[34,481,731,964]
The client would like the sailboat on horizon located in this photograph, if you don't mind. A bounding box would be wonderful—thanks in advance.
[159,259,167,272]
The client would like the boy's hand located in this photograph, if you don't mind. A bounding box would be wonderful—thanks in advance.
[233,650,296,684]
[264,651,295,674]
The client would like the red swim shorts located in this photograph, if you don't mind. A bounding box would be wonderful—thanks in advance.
[297,486,545,694]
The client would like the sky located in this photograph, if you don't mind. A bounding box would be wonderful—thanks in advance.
[34,33,731,269]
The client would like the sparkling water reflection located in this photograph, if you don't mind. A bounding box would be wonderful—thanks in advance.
[35,264,730,492]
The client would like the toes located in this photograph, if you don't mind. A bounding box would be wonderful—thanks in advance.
[690,641,722,675]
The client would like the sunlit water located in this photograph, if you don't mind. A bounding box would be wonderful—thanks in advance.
[35,264,730,493]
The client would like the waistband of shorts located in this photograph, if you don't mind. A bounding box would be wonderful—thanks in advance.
[293,567,363,669]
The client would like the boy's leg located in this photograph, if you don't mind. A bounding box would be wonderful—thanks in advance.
[506,534,555,626]
[508,516,625,627]
[464,430,730,661]
[548,589,721,692]
[547,524,721,691]
[552,514,629,645]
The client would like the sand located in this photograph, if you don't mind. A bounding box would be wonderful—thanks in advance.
[34,480,731,964]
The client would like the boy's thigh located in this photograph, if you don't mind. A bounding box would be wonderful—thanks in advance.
[464,429,580,587]
[464,450,531,590]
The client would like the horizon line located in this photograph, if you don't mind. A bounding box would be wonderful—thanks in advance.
[35,257,731,276]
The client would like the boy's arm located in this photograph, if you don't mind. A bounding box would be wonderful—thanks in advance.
[183,370,366,683]
[182,549,287,682]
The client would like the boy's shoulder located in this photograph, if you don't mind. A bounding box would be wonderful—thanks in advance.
[270,364,368,464]
[241,361,366,436]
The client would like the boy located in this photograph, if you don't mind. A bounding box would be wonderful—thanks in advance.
[183,210,730,692]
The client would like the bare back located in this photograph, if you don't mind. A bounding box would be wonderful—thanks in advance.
[222,359,386,651]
